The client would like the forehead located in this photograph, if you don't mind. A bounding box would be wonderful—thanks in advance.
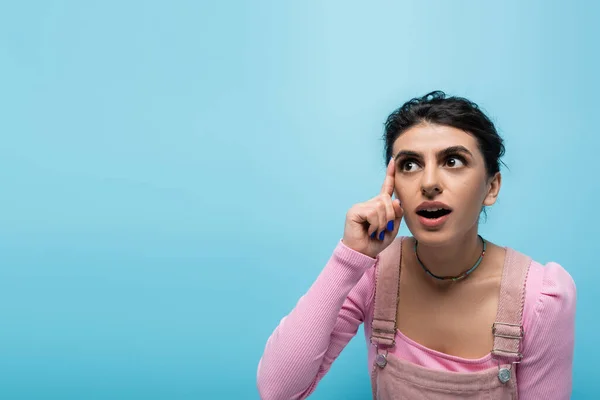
[392,123,480,155]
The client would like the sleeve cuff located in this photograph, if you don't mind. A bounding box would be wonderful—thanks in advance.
[332,239,378,271]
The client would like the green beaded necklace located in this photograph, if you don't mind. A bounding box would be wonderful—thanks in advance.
[414,235,486,282]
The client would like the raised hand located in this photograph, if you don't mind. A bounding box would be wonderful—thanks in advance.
[342,157,404,258]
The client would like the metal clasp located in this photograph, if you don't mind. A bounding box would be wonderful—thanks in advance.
[374,346,388,369]
[495,357,521,384]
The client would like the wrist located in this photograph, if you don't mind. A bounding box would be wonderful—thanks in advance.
[340,239,377,260]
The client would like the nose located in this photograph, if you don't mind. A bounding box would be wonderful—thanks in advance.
[420,166,443,197]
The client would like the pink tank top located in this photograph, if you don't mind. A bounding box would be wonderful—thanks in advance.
[370,237,530,399]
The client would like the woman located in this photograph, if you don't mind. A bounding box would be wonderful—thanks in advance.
[256,91,576,399]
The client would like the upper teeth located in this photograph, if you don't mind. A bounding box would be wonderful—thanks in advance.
[424,208,443,212]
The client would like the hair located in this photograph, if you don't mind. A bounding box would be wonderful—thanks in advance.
[383,90,505,178]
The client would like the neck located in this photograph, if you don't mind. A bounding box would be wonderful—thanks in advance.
[414,230,483,279]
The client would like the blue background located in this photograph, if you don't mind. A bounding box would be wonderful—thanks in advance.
[1,1,597,398]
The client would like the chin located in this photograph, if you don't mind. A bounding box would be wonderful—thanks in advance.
[405,220,456,247]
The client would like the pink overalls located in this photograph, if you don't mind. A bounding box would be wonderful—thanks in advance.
[370,238,531,399]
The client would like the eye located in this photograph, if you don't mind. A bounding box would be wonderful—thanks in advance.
[445,156,465,168]
[400,159,421,172]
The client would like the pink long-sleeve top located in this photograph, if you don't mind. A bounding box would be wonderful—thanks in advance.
[257,238,576,399]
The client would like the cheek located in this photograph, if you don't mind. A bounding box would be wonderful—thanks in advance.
[394,175,417,201]
[455,178,488,208]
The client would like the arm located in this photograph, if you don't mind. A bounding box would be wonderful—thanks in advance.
[256,240,378,400]
[517,262,577,399]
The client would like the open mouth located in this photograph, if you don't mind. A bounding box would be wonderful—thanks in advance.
[416,208,452,219]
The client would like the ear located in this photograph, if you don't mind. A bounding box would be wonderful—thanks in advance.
[483,172,501,206]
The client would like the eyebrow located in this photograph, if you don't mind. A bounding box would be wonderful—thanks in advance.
[394,145,474,161]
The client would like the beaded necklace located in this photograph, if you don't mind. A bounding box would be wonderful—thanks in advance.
[414,235,486,281]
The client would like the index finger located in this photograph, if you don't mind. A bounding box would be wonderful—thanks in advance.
[380,156,396,196]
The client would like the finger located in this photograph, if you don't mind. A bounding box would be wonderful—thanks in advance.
[380,157,396,196]
[364,206,382,239]
[376,199,387,241]
[384,199,403,240]
[392,198,404,220]
[381,195,396,232]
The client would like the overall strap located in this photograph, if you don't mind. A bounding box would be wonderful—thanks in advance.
[370,237,403,348]
[491,247,532,362]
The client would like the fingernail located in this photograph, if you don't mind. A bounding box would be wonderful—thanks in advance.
[379,231,385,241]
[371,231,377,239]
[387,220,394,231]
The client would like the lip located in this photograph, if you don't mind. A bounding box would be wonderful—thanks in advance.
[415,201,453,229]
[415,201,453,213]
[417,213,451,228]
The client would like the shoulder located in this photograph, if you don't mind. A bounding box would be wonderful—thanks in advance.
[524,256,577,320]
[521,253,577,350]
[510,251,576,394]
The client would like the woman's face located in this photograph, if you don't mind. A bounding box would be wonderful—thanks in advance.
[391,123,501,245]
